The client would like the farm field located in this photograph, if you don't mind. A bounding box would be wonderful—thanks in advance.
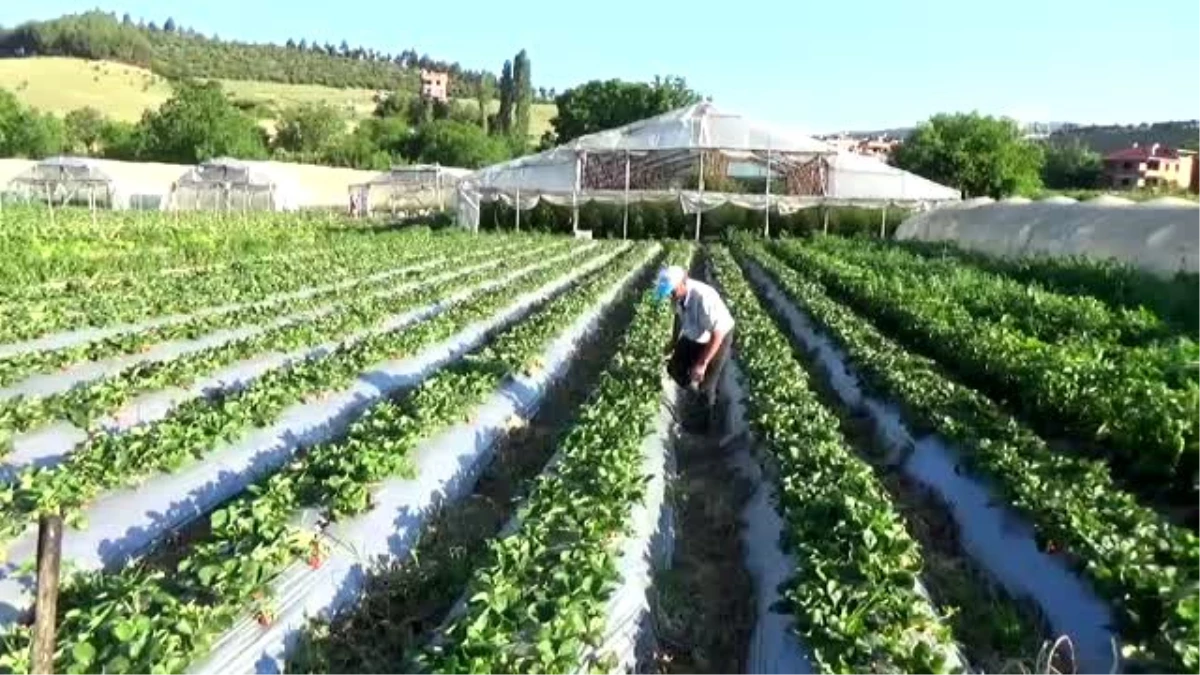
[0,57,557,137]
[0,207,1194,674]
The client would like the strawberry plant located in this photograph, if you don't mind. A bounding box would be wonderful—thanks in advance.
[0,244,613,551]
[0,237,534,390]
[708,245,960,674]
[0,240,568,441]
[734,236,1199,672]
[772,239,1199,502]
[0,244,658,674]
[420,245,693,674]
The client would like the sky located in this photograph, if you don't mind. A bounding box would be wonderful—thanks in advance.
[3,0,1198,133]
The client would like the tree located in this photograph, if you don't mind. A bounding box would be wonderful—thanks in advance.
[136,80,267,163]
[286,38,296,49]
[511,49,532,142]
[407,119,509,168]
[546,76,701,145]
[1042,138,1103,190]
[163,17,176,32]
[0,89,64,157]
[121,13,133,25]
[147,21,158,32]
[64,107,106,154]
[494,60,514,135]
[339,40,350,56]
[273,102,345,153]
[892,112,1045,198]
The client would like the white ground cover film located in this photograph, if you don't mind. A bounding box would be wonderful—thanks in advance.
[573,380,678,674]
[740,257,1118,674]
[0,243,607,626]
[0,243,541,482]
[719,362,815,674]
[189,244,659,674]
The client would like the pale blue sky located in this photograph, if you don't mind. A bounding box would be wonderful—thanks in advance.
[3,0,1198,133]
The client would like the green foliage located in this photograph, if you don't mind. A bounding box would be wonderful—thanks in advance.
[545,75,700,146]
[0,10,153,65]
[63,106,106,154]
[741,236,1199,673]
[135,80,267,163]
[272,102,344,153]
[511,49,532,142]
[1040,138,1103,190]
[494,59,514,135]
[482,200,904,239]
[407,119,509,168]
[892,112,1045,198]
[0,88,65,157]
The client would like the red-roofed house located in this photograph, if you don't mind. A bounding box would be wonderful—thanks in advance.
[1103,143,1196,190]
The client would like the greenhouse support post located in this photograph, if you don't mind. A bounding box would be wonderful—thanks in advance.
[572,153,582,234]
[623,150,630,240]
[879,206,888,238]
[822,207,829,235]
[30,514,62,675]
[763,142,772,238]
[515,187,521,232]
[694,150,705,242]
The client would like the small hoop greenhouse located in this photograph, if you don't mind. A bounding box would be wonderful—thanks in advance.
[3,156,129,209]
[347,164,471,216]
[167,158,303,212]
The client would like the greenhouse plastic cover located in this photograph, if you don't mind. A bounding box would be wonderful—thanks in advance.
[895,201,1200,276]
[0,245,602,625]
[169,157,306,212]
[742,258,1116,673]
[190,244,654,674]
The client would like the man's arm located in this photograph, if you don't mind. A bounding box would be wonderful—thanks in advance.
[696,326,727,371]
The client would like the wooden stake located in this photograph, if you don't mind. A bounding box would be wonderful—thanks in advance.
[30,514,63,675]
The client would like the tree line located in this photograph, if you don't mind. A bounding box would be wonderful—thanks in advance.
[891,113,1198,198]
[0,66,702,174]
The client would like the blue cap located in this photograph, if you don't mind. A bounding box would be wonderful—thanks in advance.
[655,277,673,301]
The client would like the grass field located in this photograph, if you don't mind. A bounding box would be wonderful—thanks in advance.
[0,56,556,138]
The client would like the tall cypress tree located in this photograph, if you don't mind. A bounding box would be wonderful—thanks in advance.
[512,49,532,144]
[495,59,514,135]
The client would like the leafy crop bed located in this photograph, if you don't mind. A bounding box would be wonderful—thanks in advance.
[0,206,1194,675]
[734,235,1198,673]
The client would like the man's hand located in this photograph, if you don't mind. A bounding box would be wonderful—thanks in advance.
[689,360,707,386]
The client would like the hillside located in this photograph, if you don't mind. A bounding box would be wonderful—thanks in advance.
[0,10,494,97]
[0,57,556,138]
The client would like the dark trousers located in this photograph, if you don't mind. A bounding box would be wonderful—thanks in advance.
[667,330,733,408]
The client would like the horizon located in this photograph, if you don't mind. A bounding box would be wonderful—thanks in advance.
[2,1,1198,134]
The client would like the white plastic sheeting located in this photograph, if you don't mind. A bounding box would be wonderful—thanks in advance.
[454,102,962,230]
[895,201,1200,276]
[721,363,815,674]
[190,244,654,674]
[0,245,601,626]
[576,381,677,673]
[741,258,1118,674]
[823,152,961,203]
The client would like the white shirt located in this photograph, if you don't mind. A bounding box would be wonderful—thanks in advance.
[674,279,735,344]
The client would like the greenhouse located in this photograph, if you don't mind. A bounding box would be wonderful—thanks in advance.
[1,156,162,210]
[454,101,962,237]
[347,164,472,216]
[895,199,1200,276]
[167,158,304,212]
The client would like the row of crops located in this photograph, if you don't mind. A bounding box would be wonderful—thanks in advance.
[0,207,1194,673]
